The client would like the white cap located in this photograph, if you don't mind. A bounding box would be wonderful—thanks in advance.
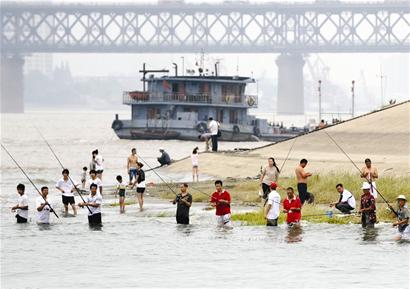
[361,182,371,190]
[396,195,407,201]
[159,147,164,151]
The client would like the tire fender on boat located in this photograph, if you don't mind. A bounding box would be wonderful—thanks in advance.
[196,122,208,133]
[253,126,261,137]
[112,120,123,131]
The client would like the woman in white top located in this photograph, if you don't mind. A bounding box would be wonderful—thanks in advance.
[259,157,280,200]
[191,147,199,182]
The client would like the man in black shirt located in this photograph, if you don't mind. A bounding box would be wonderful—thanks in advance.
[172,183,192,224]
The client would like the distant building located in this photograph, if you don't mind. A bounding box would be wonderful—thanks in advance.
[24,54,53,76]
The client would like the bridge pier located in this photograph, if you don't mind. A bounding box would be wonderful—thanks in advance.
[276,53,305,115]
[1,55,25,113]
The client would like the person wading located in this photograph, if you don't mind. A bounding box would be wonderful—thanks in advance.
[172,183,192,225]
[259,157,280,200]
[56,169,77,217]
[36,186,53,225]
[283,187,302,228]
[79,183,102,226]
[359,182,377,228]
[390,195,410,241]
[210,180,232,227]
[264,182,281,226]
[11,183,29,223]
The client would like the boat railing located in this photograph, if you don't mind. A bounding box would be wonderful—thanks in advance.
[123,91,258,107]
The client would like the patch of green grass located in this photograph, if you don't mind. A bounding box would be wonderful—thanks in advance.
[109,200,137,207]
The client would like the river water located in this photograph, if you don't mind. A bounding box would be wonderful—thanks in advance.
[1,111,409,289]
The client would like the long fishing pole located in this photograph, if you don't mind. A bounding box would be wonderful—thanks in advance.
[137,153,213,198]
[35,128,93,215]
[323,130,398,216]
[279,137,297,173]
[1,144,59,218]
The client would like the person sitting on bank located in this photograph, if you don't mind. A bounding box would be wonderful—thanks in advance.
[330,183,356,214]
[390,195,410,241]
[157,147,171,166]
[359,182,376,228]
[264,182,281,226]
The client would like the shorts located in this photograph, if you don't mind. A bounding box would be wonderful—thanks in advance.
[176,214,190,225]
[136,187,145,194]
[88,213,102,225]
[96,170,104,174]
[16,214,28,223]
[216,214,232,227]
[118,189,126,198]
[62,195,75,205]
[267,218,278,226]
[192,165,198,168]
[129,169,138,181]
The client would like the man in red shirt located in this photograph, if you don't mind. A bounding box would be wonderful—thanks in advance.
[210,180,232,227]
[283,187,302,228]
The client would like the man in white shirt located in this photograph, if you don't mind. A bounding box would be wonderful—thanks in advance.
[94,149,104,180]
[264,182,281,226]
[86,169,103,195]
[36,186,53,224]
[11,183,29,223]
[56,169,77,217]
[79,183,102,225]
[330,183,356,214]
[208,117,219,152]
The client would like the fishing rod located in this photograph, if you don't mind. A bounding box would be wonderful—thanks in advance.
[279,137,297,173]
[137,154,213,198]
[323,130,398,216]
[35,128,93,215]
[303,211,359,218]
[1,144,59,219]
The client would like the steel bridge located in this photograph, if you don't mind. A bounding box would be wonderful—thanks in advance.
[1,1,409,112]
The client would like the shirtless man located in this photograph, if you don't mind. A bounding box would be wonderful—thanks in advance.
[360,158,378,199]
[295,159,313,205]
[127,148,139,185]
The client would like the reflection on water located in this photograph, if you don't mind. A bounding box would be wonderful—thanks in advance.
[362,227,379,242]
[286,226,303,243]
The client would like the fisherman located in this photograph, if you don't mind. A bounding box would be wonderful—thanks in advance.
[89,150,96,171]
[94,149,104,180]
[208,117,219,152]
[127,148,139,185]
[36,186,53,224]
[11,183,29,223]
[264,182,281,226]
[56,169,77,217]
[259,157,280,200]
[360,158,378,198]
[78,183,102,226]
[157,148,171,166]
[86,169,103,195]
[283,187,302,228]
[391,195,410,241]
[172,183,192,225]
[359,182,377,228]
[210,180,232,227]
[191,147,199,182]
[295,159,313,205]
[131,162,146,211]
[330,183,356,214]
[116,175,127,214]
[80,166,88,189]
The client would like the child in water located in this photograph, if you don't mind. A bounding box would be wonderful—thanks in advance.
[116,175,127,213]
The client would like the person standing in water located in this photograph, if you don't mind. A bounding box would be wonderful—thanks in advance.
[210,180,232,227]
[116,175,127,214]
[283,187,302,228]
[264,182,281,226]
[131,162,145,211]
[127,148,138,185]
[360,158,378,199]
[172,183,192,225]
[11,183,29,223]
[86,169,103,195]
[359,182,376,228]
[79,183,102,226]
[390,195,410,241]
[94,149,104,181]
[80,166,88,189]
[259,157,280,200]
[36,187,53,224]
[191,147,199,182]
[295,159,313,205]
[56,169,77,217]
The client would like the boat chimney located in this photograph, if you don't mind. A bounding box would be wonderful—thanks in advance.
[172,63,178,76]
[115,113,119,120]
[214,61,219,77]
